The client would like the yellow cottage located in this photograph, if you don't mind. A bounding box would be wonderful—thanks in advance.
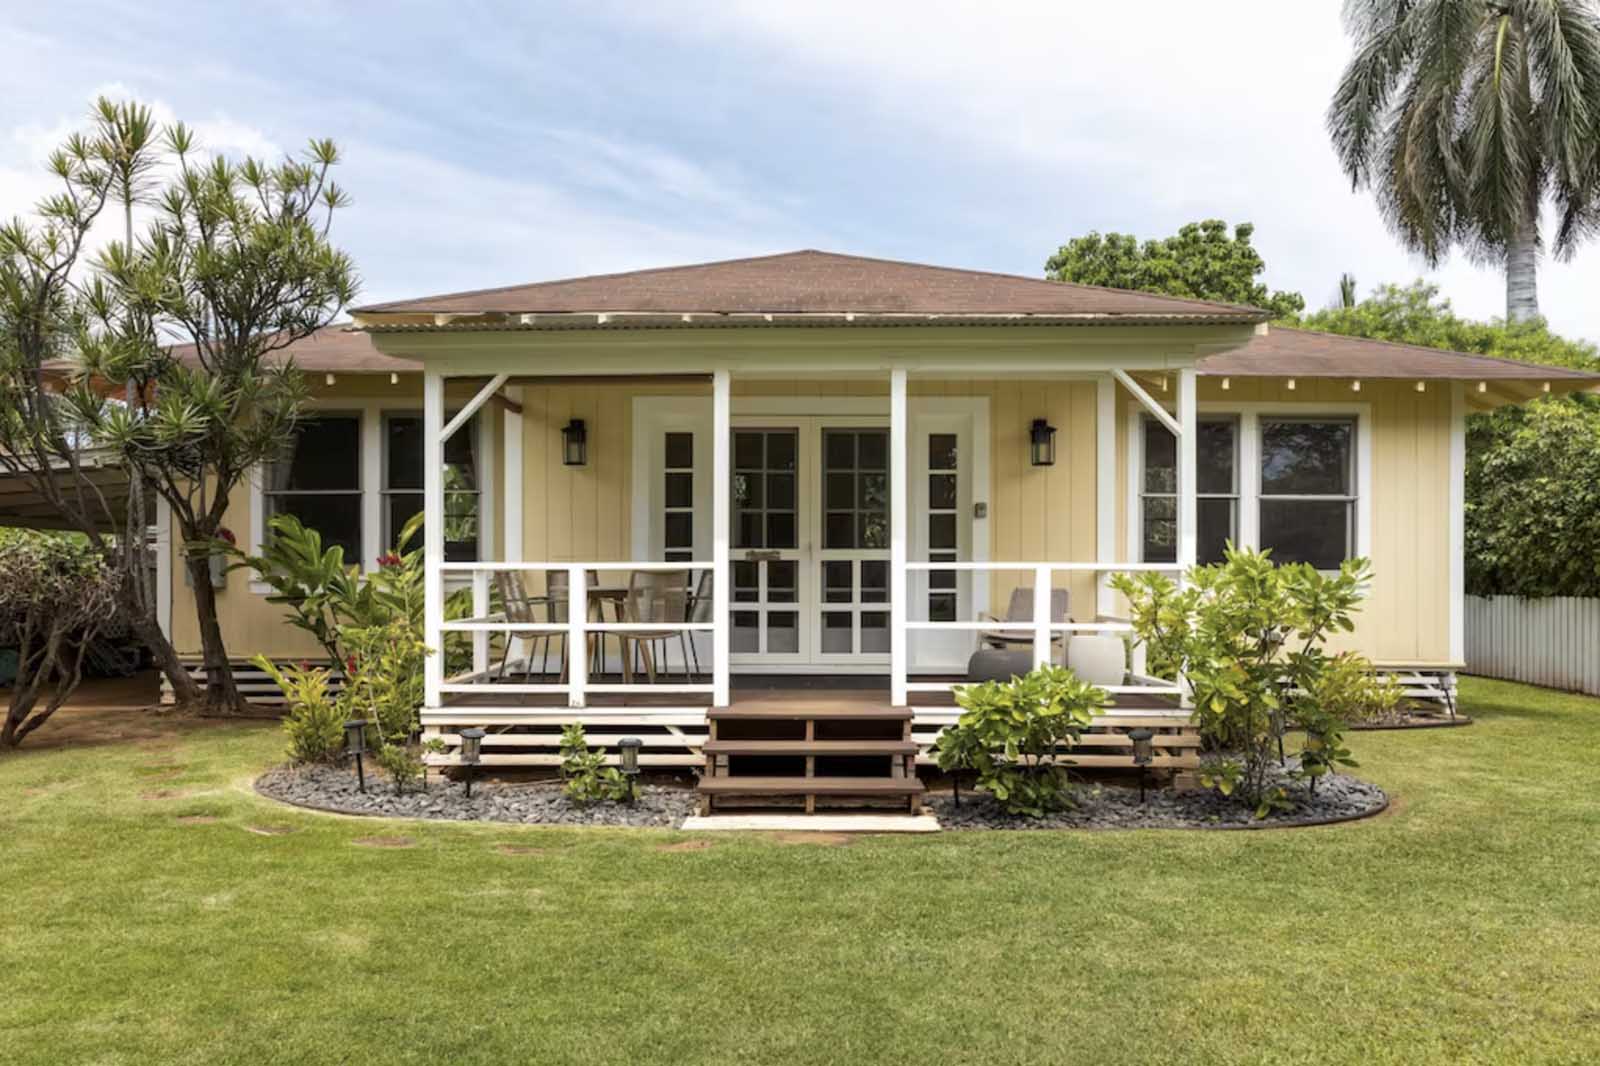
[157,251,1596,787]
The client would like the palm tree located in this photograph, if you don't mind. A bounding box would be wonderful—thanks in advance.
[1338,272,1358,308]
[1328,0,1600,323]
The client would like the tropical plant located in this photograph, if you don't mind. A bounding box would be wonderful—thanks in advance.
[0,532,120,747]
[1111,546,1371,816]
[1045,219,1305,318]
[1328,0,1600,322]
[558,724,633,805]
[1291,652,1399,793]
[0,98,199,705]
[255,658,345,764]
[945,665,1106,817]
[63,107,356,712]
[1337,272,1358,309]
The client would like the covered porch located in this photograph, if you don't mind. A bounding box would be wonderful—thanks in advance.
[413,358,1204,770]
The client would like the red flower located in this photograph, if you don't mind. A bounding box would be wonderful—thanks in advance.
[376,552,402,568]
[216,527,237,546]
[345,655,358,676]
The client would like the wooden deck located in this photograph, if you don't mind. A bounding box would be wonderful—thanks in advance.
[421,674,1195,772]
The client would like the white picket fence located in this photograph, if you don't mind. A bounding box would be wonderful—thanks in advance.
[1466,595,1600,696]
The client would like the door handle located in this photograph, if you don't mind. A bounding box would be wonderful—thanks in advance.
[744,550,781,563]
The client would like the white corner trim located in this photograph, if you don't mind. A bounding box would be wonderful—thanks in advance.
[1449,381,1466,663]
[155,495,173,638]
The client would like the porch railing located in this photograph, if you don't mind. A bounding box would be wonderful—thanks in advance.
[898,561,1185,701]
[437,561,717,708]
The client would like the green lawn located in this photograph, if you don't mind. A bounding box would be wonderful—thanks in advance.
[3,678,1599,1065]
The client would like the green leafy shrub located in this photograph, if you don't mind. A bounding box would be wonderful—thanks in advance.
[375,743,424,795]
[256,657,345,764]
[1293,652,1399,793]
[1112,546,1371,816]
[558,724,633,805]
[945,665,1105,817]
[0,532,120,747]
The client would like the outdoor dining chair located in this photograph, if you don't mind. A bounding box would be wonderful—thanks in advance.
[617,568,692,684]
[978,586,1070,651]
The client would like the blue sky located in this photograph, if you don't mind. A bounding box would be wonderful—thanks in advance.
[6,0,1599,340]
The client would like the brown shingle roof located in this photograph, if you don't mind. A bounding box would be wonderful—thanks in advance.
[1199,326,1600,381]
[352,249,1269,320]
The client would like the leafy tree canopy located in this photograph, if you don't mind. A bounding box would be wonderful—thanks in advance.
[1294,281,1600,371]
[1045,219,1305,318]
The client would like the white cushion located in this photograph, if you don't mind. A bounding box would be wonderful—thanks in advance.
[1066,635,1126,687]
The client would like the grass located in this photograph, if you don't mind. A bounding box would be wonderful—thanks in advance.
[3,678,1599,1065]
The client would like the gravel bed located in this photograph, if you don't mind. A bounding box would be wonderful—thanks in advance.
[256,763,698,828]
[930,763,1386,831]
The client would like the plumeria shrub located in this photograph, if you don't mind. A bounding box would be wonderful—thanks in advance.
[1112,545,1372,815]
[558,724,633,805]
[942,665,1106,817]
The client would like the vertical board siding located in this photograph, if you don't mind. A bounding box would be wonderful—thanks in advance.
[1466,596,1600,695]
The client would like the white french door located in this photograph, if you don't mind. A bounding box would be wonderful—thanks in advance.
[728,416,891,670]
[635,395,988,676]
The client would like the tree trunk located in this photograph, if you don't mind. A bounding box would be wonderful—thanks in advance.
[186,550,246,714]
[122,591,200,706]
[1506,196,1541,324]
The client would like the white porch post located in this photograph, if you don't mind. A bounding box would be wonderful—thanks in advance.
[1449,381,1466,664]
[1095,374,1116,619]
[1176,367,1198,570]
[890,368,908,707]
[712,369,731,708]
[1176,366,1197,709]
[423,371,445,708]
[502,385,525,668]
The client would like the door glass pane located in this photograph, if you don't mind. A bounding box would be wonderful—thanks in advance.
[860,612,889,653]
[928,433,958,471]
[820,612,853,654]
[860,560,887,602]
[732,611,759,653]
[929,513,956,550]
[767,560,797,603]
[824,560,853,603]
[733,561,759,602]
[929,473,957,510]
[821,429,890,550]
[664,472,693,509]
[767,611,799,653]
[733,430,798,549]
[664,432,694,470]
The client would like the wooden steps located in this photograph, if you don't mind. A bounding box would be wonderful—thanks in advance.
[703,739,920,756]
[698,700,923,816]
[699,776,926,797]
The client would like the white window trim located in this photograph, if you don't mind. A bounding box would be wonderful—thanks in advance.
[1125,401,1372,570]
[248,398,487,595]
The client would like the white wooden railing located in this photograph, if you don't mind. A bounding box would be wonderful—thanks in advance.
[437,561,717,708]
[898,561,1185,701]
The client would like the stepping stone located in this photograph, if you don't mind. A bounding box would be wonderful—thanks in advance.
[353,835,415,849]
[655,839,715,853]
[494,844,546,856]
[770,831,853,847]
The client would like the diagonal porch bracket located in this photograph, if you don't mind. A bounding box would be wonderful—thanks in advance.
[442,373,510,442]
[1112,368,1181,437]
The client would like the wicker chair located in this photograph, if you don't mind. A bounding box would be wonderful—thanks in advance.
[683,569,714,678]
[617,569,692,683]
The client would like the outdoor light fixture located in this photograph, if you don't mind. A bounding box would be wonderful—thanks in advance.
[618,737,642,803]
[1029,419,1057,467]
[562,419,588,466]
[344,719,369,793]
[1128,727,1155,804]
[459,727,485,798]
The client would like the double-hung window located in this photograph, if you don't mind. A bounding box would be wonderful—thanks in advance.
[1258,418,1355,570]
[382,413,480,561]
[264,415,363,561]
[1139,416,1238,564]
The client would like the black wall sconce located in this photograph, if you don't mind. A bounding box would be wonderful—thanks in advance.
[562,419,588,466]
[1029,418,1057,467]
